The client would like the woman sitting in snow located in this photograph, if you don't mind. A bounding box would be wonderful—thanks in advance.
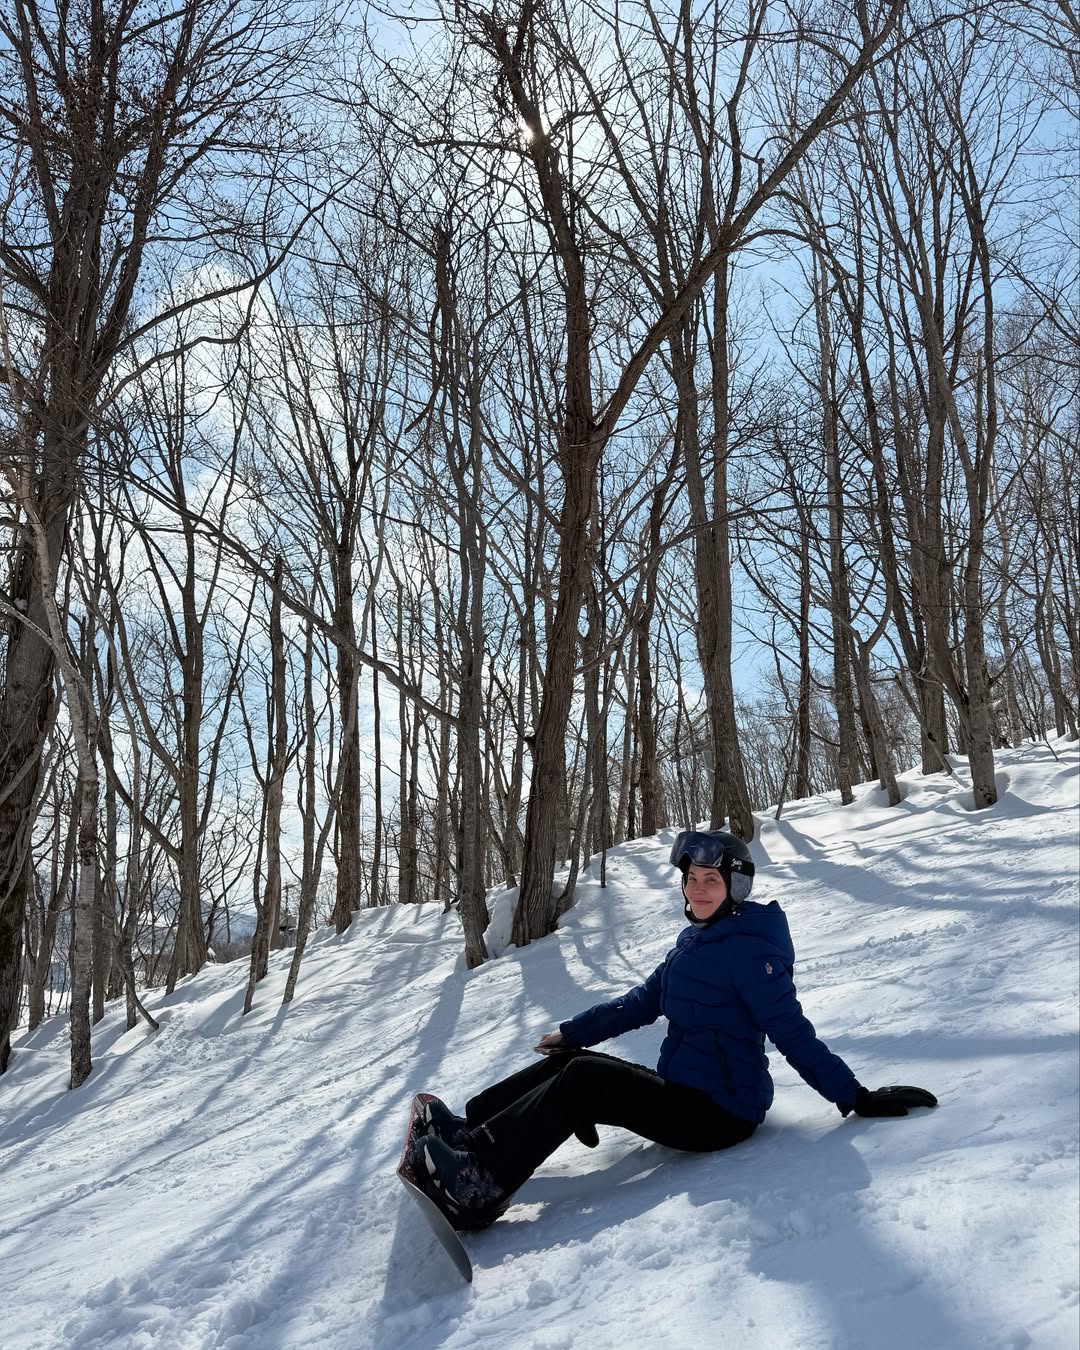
[414,830,937,1228]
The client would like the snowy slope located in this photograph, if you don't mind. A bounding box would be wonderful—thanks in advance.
[2,740,1078,1350]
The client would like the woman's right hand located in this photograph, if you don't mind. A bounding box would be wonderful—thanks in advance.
[535,1031,567,1056]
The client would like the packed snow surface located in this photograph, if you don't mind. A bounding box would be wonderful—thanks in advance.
[3,741,1079,1350]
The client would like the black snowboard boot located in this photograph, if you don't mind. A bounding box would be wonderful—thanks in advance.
[420,1097,470,1148]
[420,1135,510,1220]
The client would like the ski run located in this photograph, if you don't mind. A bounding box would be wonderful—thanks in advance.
[2,738,1078,1350]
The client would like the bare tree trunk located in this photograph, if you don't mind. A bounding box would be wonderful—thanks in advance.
[638,453,677,836]
[245,559,287,1013]
[284,615,321,1006]
[796,505,814,799]
[705,265,755,837]
[369,601,385,908]
[582,576,607,863]
[69,757,100,1087]
[672,305,752,835]
[431,608,453,906]
[814,255,859,805]
[513,455,597,942]
[504,75,600,937]
[284,609,357,1005]
[332,561,362,930]
[16,491,101,1086]
[396,594,420,908]
[95,613,157,1032]
[1035,570,1076,738]
[96,746,117,1024]
[852,642,901,804]
[455,531,491,961]
[615,643,637,842]
[437,279,493,960]
[665,607,695,828]
[994,511,1023,747]
[0,475,65,1070]
[26,771,73,1029]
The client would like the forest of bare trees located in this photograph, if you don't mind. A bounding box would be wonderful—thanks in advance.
[0,0,1075,1087]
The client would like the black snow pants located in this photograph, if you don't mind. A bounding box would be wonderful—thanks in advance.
[463,1049,757,1195]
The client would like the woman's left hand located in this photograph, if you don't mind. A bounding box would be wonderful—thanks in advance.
[535,1032,567,1056]
[852,1085,938,1117]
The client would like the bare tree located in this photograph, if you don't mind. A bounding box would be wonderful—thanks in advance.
[0,0,331,1072]
[415,0,910,944]
[849,13,1050,806]
[244,557,290,1012]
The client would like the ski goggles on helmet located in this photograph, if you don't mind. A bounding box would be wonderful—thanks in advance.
[669,830,755,901]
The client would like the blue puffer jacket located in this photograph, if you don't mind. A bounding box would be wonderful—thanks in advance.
[559,900,860,1123]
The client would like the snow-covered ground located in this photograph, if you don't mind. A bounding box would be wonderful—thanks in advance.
[3,740,1078,1350]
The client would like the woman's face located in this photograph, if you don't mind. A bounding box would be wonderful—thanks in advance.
[684,863,728,921]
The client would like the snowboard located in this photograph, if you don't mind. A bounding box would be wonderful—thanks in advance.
[397,1092,474,1283]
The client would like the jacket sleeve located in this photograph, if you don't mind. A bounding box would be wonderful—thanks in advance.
[559,960,666,1048]
[733,954,860,1109]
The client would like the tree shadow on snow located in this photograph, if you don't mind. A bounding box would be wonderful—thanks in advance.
[761,816,1075,924]
[687,1121,987,1350]
[435,1118,991,1350]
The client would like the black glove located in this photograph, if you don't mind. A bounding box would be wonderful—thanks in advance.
[849,1084,938,1117]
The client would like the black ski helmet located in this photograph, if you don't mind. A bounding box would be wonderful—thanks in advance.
[670,829,755,917]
